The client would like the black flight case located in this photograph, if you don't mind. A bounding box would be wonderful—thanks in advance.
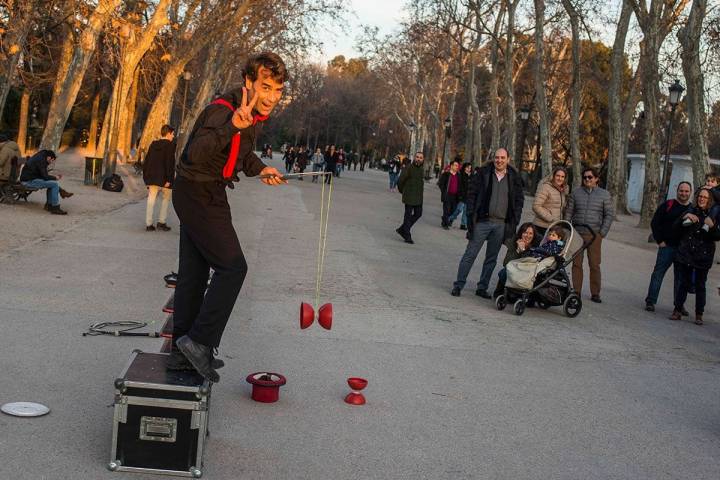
[109,350,211,478]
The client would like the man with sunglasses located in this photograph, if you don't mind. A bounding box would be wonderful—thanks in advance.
[565,167,614,303]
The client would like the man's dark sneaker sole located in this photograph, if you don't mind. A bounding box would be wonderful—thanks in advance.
[176,336,220,383]
[167,352,225,371]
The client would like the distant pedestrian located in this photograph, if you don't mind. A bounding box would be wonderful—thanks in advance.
[143,124,176,231]
[336,148,345,176]
[451,148,524,298]
[446,162,472,230]
[532,166,568,236]
[670,187,720,325]
[360,154,367,171]
[324,144,338,184]
[295,146,308,179]
[311,147,324,183]
[565,167,614,303]
[388,156,401,191]
[644,182,692,312]
[395,152,425,244]
[438,159,461,229]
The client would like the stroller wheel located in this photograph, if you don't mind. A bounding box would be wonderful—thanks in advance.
[513,299,525,316]
[495,295,507,311]
[563,293,582,318]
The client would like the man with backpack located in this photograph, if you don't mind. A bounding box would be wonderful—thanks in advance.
[170,52,286,382]
[644,181,692,312]
[143,124,176,231]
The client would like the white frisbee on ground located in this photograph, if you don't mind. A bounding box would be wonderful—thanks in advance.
[1,402,50,417]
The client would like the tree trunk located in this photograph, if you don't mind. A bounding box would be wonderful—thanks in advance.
[121,65,141,160]
[638,36,663,227]
[0,2,33,120]
[562,0,582,188]
[87,84,101,154]
[464,61,476,164]
[533,0,553,177]
[17,88,30,156]
[39,0,121,151]
[503,0,519,163]
[444,76,460,167]
[139,62,186,155]
[488,37,501,157]
[606,0,634,214]
[678,0,709,190]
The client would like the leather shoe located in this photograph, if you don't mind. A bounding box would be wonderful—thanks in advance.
[645,302,655,312]
[176,335,220,382]
[167,348,224,371]
[451,287,461,297]
[156,222,171,232]
[49,205,67,215]
[146,225,156,231]
[591,295,602,303]
[475,289,492,299]
[59,188,74,199]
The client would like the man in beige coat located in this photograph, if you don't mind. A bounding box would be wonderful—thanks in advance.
[532,166,568,235]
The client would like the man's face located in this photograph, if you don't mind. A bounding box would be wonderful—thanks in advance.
[582,170,598,188]
[677,184,691,203]
[450,162,459,173]
[245,66,284,116]
[47,156,56,165]
[414,153,424,165]
[494,149,508,171]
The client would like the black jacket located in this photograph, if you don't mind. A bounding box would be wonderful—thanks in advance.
[650,199,690,247]
[438,171,467,203]
[466,163,524,241]
[674,206,720,270]
[176,89,266,182]
[324,151,338,169]
[143,138,176,187]
[20,150,56,182]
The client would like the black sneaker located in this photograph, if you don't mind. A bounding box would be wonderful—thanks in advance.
[156,222,171,232]
[146,225,156,231]
[645,302,655,312]
[176,336,220,383]
[591,295,602,303]
[475,289,492,299]
[167,347,224,371]
[49,205,67,215]
[396,227,408,240]
[404,237,414,244]
[451,287,461,297]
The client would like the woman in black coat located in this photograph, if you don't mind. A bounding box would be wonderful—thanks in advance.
[670,187,720,325]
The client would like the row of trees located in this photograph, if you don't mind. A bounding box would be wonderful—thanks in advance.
[266,0,719,227]
[0,0,342,173]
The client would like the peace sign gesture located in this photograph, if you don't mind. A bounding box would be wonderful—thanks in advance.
[231,87,259,130]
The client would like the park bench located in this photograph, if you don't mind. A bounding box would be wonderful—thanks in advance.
[0,157,39,204]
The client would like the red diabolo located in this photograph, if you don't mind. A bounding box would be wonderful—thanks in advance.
[344,377,368,406]
[299,302,333,330]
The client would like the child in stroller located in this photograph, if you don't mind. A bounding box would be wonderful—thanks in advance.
[496,221,594,317]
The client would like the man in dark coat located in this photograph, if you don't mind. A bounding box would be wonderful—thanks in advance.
[451,148,524,298]
[20,149,73,215]
[170,52,285,382]
[143,124,176,231]
[395,152,425,244]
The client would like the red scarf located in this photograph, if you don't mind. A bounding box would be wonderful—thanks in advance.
[210,99,268,179]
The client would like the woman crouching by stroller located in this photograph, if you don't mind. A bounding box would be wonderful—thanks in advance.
[671,187,720,325]
[493,222,540,298]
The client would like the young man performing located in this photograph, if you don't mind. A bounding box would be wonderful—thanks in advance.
[170,52,286,382]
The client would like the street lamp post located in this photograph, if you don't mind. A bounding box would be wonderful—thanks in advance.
[517,106,532,189]
[442,116,451,167]
[181,71,192,132]
[658,79,685,203]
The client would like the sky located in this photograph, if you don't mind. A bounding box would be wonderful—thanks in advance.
[314,0,407,63]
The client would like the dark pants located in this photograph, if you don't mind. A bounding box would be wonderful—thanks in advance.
[454,221,505,291]
[675,263,708,315]
[172,177,248,348]
[645,246,680,306]
[400,204,422,238]
[325,165,335,183]
[442,195,458,227]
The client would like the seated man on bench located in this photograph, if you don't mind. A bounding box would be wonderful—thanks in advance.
[0,133,20,184]
[20,149,73,215]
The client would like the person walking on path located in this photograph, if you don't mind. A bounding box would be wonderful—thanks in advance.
[170,52,286,382]
[20,149,73,215]
[644,182,692,312]
[388,155,402,191]
[670,187,720,325]
[565,167,615,303]
[311,147,324,183]
[143,124,176,231]
[438,159,461,229]
[324,145,338,184]
[532,166,568,236]
[446,162,472,230]
[451,148,524,298]
[395,151,425,244]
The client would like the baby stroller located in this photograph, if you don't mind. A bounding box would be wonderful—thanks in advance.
[495,221,596,317]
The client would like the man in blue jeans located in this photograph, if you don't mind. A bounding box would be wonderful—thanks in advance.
[645,181,692,312]
[20,149,72,215]
[451,148,524,298]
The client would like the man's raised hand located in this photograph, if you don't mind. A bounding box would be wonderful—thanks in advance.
[232,87,259,130]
